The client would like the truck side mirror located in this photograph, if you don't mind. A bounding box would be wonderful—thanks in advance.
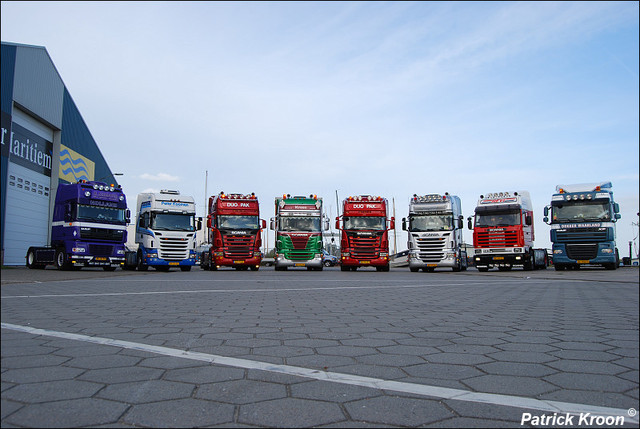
[458,215,464,230]
[125,209,131,224]
[207,216,212,229]
[543,206,549,217]
[389,217,395,230]
[261,219,267,229]
[613,203,620,214]
[525,213,532,226]
[543,217,549,224]
[196,218,202,230]
[335,217,340,230]
[615,213,621,220]
[402,218,407,231]
[270,217,276,230]
[467,217,473,230]
[323,218,329,231]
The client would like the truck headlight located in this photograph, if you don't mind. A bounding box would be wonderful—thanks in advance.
[72,247,86,253]
[379,252,388,257]
[117,249,125,255]
[553,249,563,254]
[601,248,613,254]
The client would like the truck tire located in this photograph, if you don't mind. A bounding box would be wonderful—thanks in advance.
[55,249,71,271]
[341,266,350,271]
[103,266,117,271]
[250,266,259,271]
[477,267,489,272]
[409,267,419,272]
[137,251,148,271]
[26,249,45,269]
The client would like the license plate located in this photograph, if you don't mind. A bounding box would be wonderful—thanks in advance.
[295,263,305,267]
[492,256,504,260]
[427,264,438,267]
[95,257,107,261]
[360,261,370,264]
[169,262,179,266]
[234,260,244,264]
[577,260,590,264]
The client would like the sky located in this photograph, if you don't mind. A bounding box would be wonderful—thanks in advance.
[2,1,639,256]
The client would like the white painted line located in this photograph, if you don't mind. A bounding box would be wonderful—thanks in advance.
[1,282,492,299]
[2,322,636,424]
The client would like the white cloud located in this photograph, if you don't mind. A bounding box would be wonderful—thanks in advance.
[139,173,180,182]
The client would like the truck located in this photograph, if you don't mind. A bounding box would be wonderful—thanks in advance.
[468,191,547,271]
[270,194,329,271]
[543,182,621,270]
[133,189,199,271]
[200,192,266,271]
[26,180,130,271]
[336,195,394,271]
[402,193,467,272]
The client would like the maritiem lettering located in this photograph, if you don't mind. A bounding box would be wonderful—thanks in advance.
[1,128,52,169]
[521,412,625,426]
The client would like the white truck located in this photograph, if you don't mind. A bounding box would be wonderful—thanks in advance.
[132,190,200,271]
[402,193,467,272]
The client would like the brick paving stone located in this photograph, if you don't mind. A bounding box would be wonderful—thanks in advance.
[124,398,235,427]
[3,379,103,403]
[404,362,484,380]
[163,365,245,384]
[345,395,454,426]
[544,372,638,392]
[4,398,128,427]
[195,379,287,404]
[79,366,164,384]
[98,379,195,403]
[291,380,383,402]
[239,397,346,427]
[477,361,557,377]
[462,374,557,396]
[2,366,85,384]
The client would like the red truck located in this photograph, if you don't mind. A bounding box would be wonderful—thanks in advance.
[200,192,266,271]
[336,195,394,271]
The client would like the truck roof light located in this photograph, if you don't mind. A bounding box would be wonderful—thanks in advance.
[595,186,601,191]
[480,195,484,199]
[558,188,565,194]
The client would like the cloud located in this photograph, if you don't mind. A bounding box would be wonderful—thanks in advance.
[139,173,180,182]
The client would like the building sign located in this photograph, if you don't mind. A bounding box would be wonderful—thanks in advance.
[1,121,53,176]
[59,143,95,182]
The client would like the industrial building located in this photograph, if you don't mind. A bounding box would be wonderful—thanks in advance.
[1,41,119,265]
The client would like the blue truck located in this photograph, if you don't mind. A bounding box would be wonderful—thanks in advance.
[26,180,130,270]
[544,182,621,270]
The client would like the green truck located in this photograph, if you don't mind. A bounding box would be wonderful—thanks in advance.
[270,194,329,270]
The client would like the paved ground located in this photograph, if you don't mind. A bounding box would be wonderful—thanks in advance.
[1,265,638,427]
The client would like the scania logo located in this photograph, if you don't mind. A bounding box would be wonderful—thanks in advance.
[424,233,439,237]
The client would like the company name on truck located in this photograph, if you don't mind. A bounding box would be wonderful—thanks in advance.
[160,201,190,207]
[480,197,518,204]
[350,204,383,209]
[222,202,253,208]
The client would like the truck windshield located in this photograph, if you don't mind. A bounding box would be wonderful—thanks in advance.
[475,210,520,227]
[409,214,453,231]
[344,216,386,230]
[218,215,259,229]
[552,201,610,222]
[151,213,195,231]
[279,216,321,232]
[76,204,125,223]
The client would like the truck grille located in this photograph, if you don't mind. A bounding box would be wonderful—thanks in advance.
[351,235,381,260]
[476,230,519,247]
[159,237,189,261]
[555,228,607,243]
[81,228,124,241]
[89,244,113,256]
[414,233,448,263]
[282,235,314,260]
[566,244,598,260]
[223,234,254,259]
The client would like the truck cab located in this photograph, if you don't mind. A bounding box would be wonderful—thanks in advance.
[544,182,620,270]
[202,192,265,270]
[26,180,130,271]
[402,193,467,272]
[468,191,545,271]
[336,195,394,271]
[134,190,199,271]
[271,194,329,271]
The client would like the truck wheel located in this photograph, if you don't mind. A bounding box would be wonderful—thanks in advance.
[55,249,70,271]
[477,267,489,272]
[250,266,259,271]
[323,260,332,267]
[137,251,148,271]
[180,266,192,272]
[409,267,419,272]
[103,266,117,271]
[341,266,350,271]
[554,264,565,271]
[26,249,45,269]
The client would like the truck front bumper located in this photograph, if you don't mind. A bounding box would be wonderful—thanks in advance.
[70,255,125,267]
[212,254,262,268]
[408,252,459,269]
[275,254,323,269]
[551,243,616,266]
[473,254,526,267]
[340,255,389,268]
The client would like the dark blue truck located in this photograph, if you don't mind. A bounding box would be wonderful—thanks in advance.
[26,180,130,270]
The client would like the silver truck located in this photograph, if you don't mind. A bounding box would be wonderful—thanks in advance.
[402,193,467,272]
